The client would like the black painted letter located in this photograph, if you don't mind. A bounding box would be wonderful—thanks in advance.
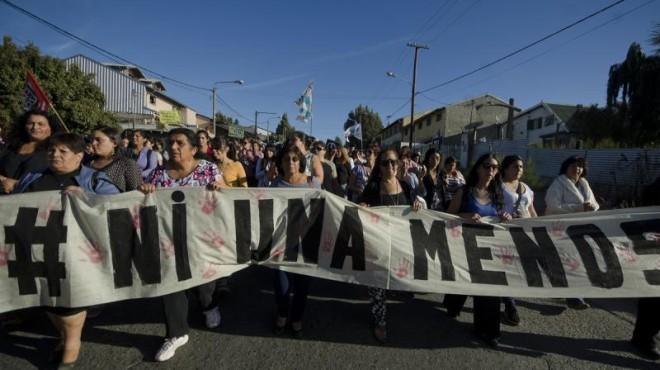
[462,224,507,285]
[330,206,365,270]
[409,220,455,281]
[567,224,623,288]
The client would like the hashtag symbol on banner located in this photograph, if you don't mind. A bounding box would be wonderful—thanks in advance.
[5,207,67,296]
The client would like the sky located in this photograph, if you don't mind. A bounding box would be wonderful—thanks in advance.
[1,0,659,141]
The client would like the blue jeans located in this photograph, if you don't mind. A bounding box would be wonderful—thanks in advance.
[273,270,310,323]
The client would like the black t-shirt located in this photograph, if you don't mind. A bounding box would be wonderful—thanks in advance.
[359,179,413,207]
[336,162,351,186]
[0,149,49,179]
[26,168,81,192]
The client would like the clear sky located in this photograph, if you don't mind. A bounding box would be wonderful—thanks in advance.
[1,0,658,140]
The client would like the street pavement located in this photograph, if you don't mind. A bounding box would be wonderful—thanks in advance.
[1,266,658,370]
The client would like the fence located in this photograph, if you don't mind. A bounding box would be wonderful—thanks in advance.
[443,139,660,206]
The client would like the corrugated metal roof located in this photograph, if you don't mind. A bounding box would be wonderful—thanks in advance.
[64,55,150,115]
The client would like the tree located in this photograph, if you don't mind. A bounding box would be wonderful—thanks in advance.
[343,105,382,147]
[214,111,238,126]
[607,42,660,146]
[651,22,660,55]
[275,113,293,140]
[0,36,116,134]
[569,105,623,147]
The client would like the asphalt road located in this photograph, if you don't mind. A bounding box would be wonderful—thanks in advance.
[1,266,657,369]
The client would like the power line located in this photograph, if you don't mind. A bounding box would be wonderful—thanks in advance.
[418,0,627,95]
[0,0,210,93]
[215,95,251,122]
[427,0,482,45]
[448,0,655,98]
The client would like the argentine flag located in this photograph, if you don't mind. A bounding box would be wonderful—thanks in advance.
[296,83,313,123]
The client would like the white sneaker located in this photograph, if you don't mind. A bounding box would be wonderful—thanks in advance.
[155,334,189,362]
[203,307,221,328]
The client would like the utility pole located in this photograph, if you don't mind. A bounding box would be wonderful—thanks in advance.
[212,87,216,136]
[255,111,277,140]
[407,42,429,148]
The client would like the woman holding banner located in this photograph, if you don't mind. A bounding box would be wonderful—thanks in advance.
[359,149,422,343]
[13,132,119,368]
[0,109,60,194]
[443,153,511,348]
[545,155,599,310]
[270,144,321,338]
[498,155,538,326]
[138,128,225,362]
[421,148,448,211]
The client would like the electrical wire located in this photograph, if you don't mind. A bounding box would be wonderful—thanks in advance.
[418,0,627,95]
[0,0,210,92]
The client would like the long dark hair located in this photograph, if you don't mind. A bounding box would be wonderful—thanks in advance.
[500,154,524,181]
[463,153,503,211]
[211,136,239,161]
[423,148,443,173]
[275,144,306,174]
[7,109,58,151]
[365,149,398,189]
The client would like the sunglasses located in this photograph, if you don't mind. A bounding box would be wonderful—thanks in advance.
[380,159,398,167]
[482,163,499,170]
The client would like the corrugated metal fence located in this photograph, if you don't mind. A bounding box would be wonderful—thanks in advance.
[448,139,660,204]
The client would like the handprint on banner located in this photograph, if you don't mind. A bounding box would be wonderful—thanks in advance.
[550,221,565,237]
[615,242,637,264]
[38,198,58,221]
[130,205,141,230]
[202,263,218,279]
[320,233,334,254]
[79,240,103,264]
[369,212,380,224]
[203,231,225,251]
[448,220,462,238]
[559,252,581,272]
[249,189,267,201]
[160,238,175,258]
[199,191,218,215]
[394,257,411,278]
[0,245,9,267]
[496,246,515,265]
[271,245,285,259]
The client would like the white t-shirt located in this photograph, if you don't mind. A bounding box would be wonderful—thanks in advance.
[501,181,534,218]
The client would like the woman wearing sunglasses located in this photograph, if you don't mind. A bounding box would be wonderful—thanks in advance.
[359,149,422,343]
[442,153,511,348]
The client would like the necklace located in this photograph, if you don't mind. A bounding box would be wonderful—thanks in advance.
[381,180,401,206]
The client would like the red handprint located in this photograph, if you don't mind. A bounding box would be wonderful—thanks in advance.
[250,189,267,201]
[321,236,333,253]
[130,205,141,230]
[496,246,515,265]
[615,242,637,264]
[203,231,225,251]
[79,240,103,264]
[394,257,411,278]
[160,238,175,258]
[448,220,462,238]
[199,191,218,215]
[202,263,218,279]
[559,252,581,272]
[369,212,380,224]
[271,245,286,259]
[0,245,9,267]
[38,198,58,221]
[550,221,565,237]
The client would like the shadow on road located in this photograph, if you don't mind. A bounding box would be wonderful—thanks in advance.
[1,265,654,369]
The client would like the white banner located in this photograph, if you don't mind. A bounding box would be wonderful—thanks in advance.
[1,188,659,313]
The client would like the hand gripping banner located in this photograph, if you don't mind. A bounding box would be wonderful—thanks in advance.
[1,188,659,313]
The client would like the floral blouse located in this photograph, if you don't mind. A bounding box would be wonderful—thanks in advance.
[147,159,221,188]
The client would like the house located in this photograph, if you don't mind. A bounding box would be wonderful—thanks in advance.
[402,94,517,146]
[64,54,203,131]
[512,102,582,148]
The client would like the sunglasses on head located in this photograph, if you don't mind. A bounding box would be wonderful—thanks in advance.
[380,159,398,167]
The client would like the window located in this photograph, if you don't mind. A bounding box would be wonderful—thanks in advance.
[544,115,554,126]
[416,122,422,129]
[527,119,534,130]
[426,118,432,127]
[436,113,442,122]
[535,118,543,129]
[149,94,156,104]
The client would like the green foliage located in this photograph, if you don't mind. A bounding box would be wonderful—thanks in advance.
[651,22,660,55]
[275,113,293,140]
[214,111,239,126]
[606,42,660,147]
[343,104,382,147]
[570,105,625,148]
[0,36,117,134]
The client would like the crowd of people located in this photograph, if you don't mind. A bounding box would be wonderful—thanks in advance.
[0,109,658,367]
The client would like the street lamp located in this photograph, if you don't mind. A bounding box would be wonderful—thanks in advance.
[211,80,244,137]
[254,111,278,140]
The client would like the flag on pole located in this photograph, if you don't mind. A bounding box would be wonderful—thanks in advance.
[23,70,50,112]
[345,121,363,141]
[295,83,313,123]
